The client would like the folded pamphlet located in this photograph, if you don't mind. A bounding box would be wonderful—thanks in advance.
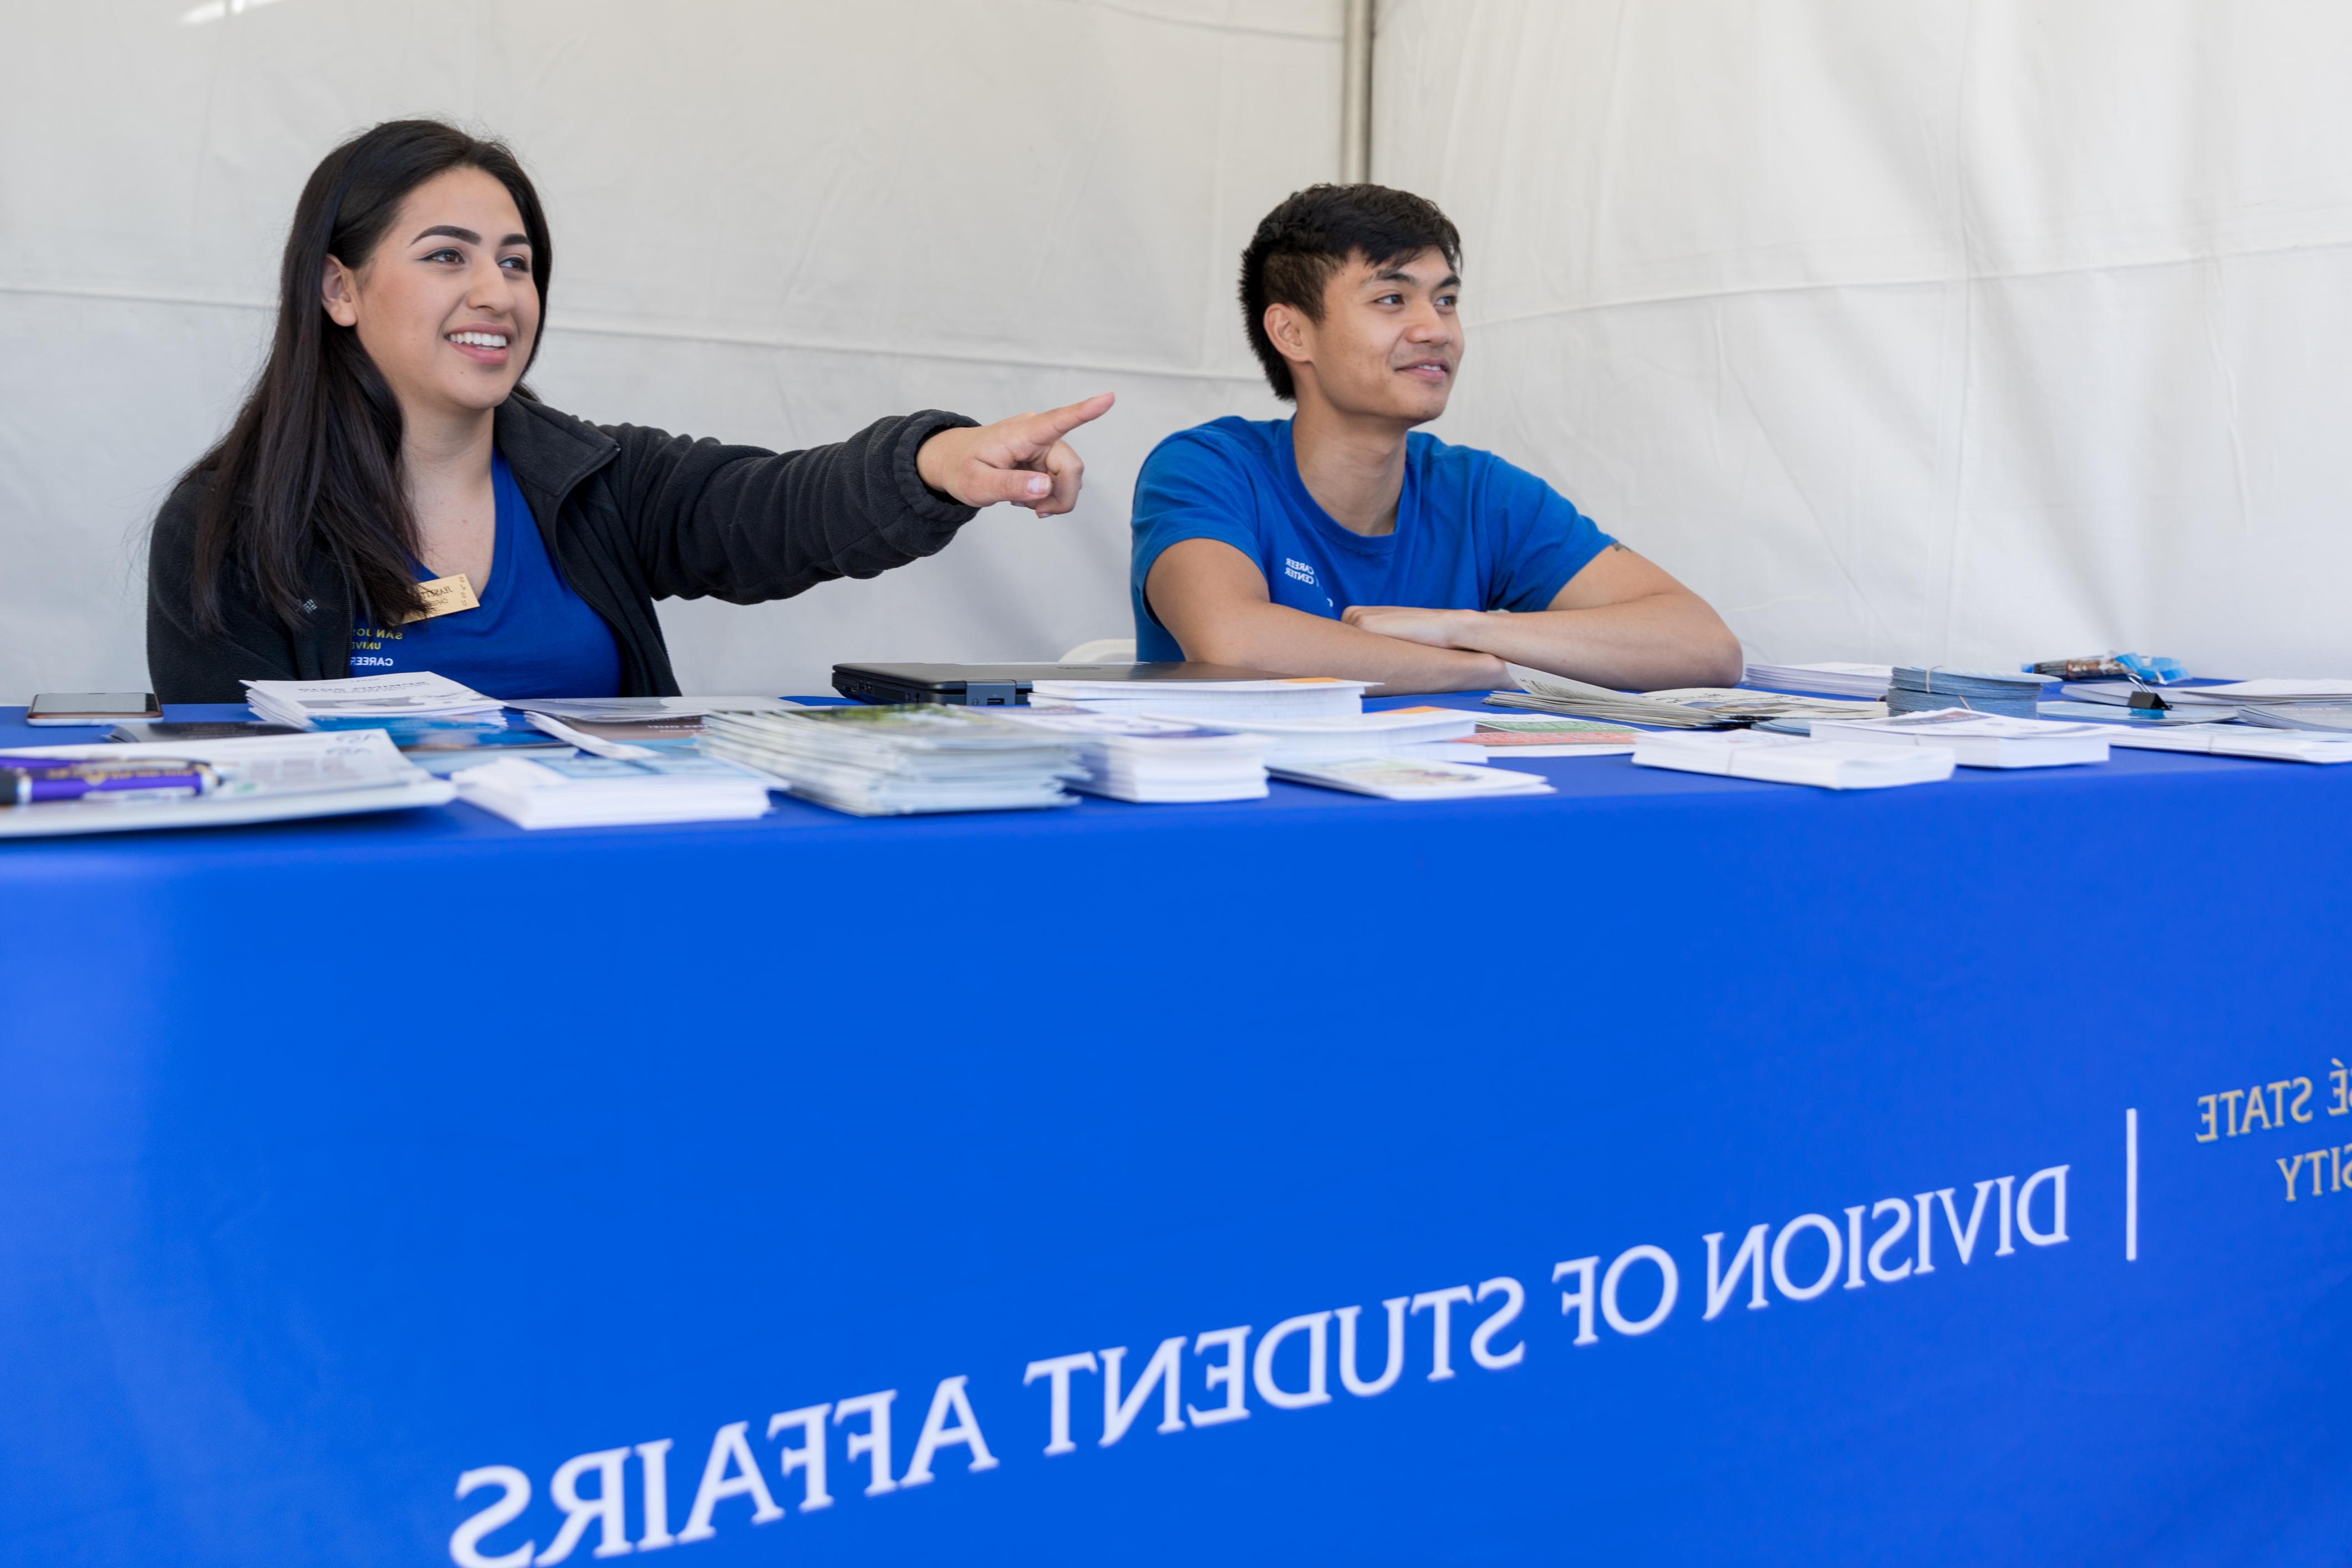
[507,696,798,726]
[1809,709,2110,768]
[700,706,1083,816]
[0,730,455,837]
[1142,705,1478,768]
[1493,668,1884,727]
[997,710,1268,803]
[1271,756,1554,801]
[454,753,775,828]
[2037,700,2239,726]
[1028,676,1367,722]
[1632,730,1955,789]
[243,671,502,728]
[2160,679,2352,703]
[2099,724,2352,764]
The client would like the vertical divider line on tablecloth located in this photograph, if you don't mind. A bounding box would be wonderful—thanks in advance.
[2125,1108,2139,1261]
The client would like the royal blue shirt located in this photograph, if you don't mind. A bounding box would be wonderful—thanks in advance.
[350,452,623,699]
[1128,417,1615,661]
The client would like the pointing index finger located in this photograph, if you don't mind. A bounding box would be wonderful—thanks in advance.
[1025,391,1116,445]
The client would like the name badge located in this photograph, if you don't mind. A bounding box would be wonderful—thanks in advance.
[399,574,481,624]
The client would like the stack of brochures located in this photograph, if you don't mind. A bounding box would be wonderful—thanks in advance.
[1027,675,1368,722]
[243,671,502,728]
[1459,715,1640,757]
[1740,661,1894,698]
[453,754,774,828]
[700,706,1082,816]
[1271,756,1553,800]
[512,696,798,757]
[2038,698,2231,726]
[1168,706,1482,767]
[1886,666,2046,719]
[1632,730,1956,790]
[999,711,1268,802]
[1809,710,2111,768]
[2100,724,2352,763]
[2151,680,2352,732]
[1489,668,1883,727]
[0,730,454,838]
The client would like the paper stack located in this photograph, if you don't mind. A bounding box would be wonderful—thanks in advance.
[243,672,502,728]
[453,754,774,828]
[513,697,800,758]
[700,706,1082,816]
[997,710,1267,802]
[1027,675,1368,722]
[1632,730,1954,790]
[1164,706,1482,768]
[1740,661,1894,699]
[2100,724,2352,764]
[1459,715,1641,757]
[1886,667,2046,719]
[1271,756,1553,800]
[1489,669,1883,727]
[2156,680,2352,732]
[1809,710,2111,768]
[0,730,455,838]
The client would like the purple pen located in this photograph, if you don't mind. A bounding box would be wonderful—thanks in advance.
[0,756,220,807]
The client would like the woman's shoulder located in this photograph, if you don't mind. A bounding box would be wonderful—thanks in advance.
[149,464,218,556]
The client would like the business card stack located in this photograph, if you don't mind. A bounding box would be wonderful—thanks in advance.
[1027,675,1368,722]
[700,706,1083,816]
[242,672,503,729]
[453,754,775,828]
[998,711,1268,802]
[1886,666,2046,719]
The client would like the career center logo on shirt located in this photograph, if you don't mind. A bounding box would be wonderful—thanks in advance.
[351,622,404,669]
[1283,557,1317,587]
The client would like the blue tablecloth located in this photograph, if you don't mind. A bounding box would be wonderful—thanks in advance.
[3,699,2346,1566]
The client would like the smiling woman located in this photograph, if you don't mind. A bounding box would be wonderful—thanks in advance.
[146,119,1112,702]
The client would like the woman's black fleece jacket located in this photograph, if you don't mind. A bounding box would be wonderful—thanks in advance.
[145,394,981,702]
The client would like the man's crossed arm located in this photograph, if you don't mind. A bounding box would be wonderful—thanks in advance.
[1145,538,1745,695]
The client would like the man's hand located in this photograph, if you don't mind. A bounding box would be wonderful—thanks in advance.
[915,393,1115,516]
[1340,604,1478,649]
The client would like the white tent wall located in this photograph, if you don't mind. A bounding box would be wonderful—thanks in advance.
[0,0,1338,700]
[1374,1,2352,675]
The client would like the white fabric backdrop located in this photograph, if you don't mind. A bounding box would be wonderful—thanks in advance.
[8,3,2349,701]
[1375,0,2352,676]
[0,0,1335,699]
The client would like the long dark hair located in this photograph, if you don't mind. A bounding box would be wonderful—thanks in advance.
[181,119,553,632]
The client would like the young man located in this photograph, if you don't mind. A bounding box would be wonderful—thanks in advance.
[1130,184,1743,694]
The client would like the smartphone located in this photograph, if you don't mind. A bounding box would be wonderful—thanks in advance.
[26,693,165,726]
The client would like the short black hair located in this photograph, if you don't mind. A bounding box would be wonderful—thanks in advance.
[1238,184,1463,401]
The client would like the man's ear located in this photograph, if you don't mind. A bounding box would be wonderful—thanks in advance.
[320,256,360,328]
[1263,302,1315,369]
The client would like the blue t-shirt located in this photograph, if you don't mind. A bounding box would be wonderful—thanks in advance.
[350,452,622,699]
[1128,417,1615,661]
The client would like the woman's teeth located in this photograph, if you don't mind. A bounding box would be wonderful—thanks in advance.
[448,332,507,348]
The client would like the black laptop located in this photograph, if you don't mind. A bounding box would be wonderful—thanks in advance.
[831,662,1294,707]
